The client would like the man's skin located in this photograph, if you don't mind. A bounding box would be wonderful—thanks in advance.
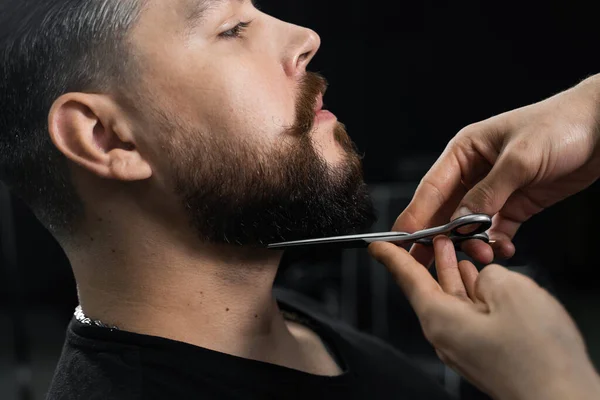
[47,0,375,377]
[371,74,600,399]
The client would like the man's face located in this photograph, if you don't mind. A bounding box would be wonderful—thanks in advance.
[124,0,375,245]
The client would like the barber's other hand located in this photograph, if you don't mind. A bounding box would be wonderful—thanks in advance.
[369,238,600,400]
[395,75,600,265]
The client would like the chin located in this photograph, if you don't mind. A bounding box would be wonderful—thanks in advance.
[310,130,343,161]
[311,141,343,168]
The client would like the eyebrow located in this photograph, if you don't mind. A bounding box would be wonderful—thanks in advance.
[185,0,248,26]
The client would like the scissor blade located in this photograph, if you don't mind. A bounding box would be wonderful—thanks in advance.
[267,238,370,249]
[267,231,411,250]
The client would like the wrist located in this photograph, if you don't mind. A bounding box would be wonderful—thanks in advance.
[547,372,600,400]
[511,364,600,400]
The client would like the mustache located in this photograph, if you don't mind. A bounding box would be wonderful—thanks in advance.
[294,72,328,136]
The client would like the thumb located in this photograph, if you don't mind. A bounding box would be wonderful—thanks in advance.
[452,152,530,219]
[368,242,440,315]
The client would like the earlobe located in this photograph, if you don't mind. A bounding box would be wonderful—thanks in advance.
[107,148,153,181]
[48,93,152,181]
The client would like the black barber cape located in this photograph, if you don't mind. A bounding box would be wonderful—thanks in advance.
[47,290,452,400]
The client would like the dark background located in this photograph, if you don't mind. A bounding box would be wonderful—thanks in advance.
[1,1,599,399]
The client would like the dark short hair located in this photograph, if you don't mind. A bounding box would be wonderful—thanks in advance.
[0,0,144,238]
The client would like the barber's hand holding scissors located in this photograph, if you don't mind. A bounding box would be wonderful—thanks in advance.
[371,73,600,398]
[369,237,600,400]
[394,74,600,266]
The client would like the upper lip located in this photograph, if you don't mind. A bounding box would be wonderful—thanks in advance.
[314,94,324,112]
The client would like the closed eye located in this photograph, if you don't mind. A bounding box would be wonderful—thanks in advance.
[219,21,252,39]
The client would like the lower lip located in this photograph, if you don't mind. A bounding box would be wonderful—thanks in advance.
[315,110,337,122]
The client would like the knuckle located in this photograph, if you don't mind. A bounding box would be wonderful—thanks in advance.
[419,178,447,211]
[504,147,530,169]
[502,142,537,179]
[393,208,418,231]
[457,122,485,139]
[471,182,496,209]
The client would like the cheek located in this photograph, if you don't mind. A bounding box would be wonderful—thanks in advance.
[203,62,295,142]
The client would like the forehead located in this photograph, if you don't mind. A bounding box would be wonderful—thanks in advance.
[136,0,249,33]
[184,0,246,21]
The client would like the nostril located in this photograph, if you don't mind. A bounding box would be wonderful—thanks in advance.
[298,51,310,62]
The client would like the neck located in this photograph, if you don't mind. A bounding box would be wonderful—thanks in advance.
[66,210,301,365]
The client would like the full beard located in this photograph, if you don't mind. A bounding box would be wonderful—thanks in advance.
[163,73,377,246]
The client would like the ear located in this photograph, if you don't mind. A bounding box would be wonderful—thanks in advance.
[48,93,152,181]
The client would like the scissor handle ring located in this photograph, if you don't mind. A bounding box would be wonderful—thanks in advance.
[447,214,492,237]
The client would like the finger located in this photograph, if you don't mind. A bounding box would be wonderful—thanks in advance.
[452,147,533,221]
[488,213,521,259]
[500,190,545,225]
[371,242,484,353]
[368,241,440,314]
[489,232,516,259]
[459,214,518,261]
[400,181,468,267]
[433,236,469,300]
[491,210,522,239]
[393,140,471,266]
[408,243,434,269]
[474,264,513,307]
[459,240,494,264]
[395,125,500,266]
[458,260,479,302]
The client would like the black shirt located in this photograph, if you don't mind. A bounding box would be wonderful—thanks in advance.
[47,289,453,400]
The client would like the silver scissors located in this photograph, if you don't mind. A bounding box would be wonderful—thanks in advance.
[267,214,493,250]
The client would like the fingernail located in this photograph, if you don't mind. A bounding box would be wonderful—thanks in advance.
[452,206,473,220]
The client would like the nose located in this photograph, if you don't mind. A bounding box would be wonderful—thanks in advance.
[283,26,321,78]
